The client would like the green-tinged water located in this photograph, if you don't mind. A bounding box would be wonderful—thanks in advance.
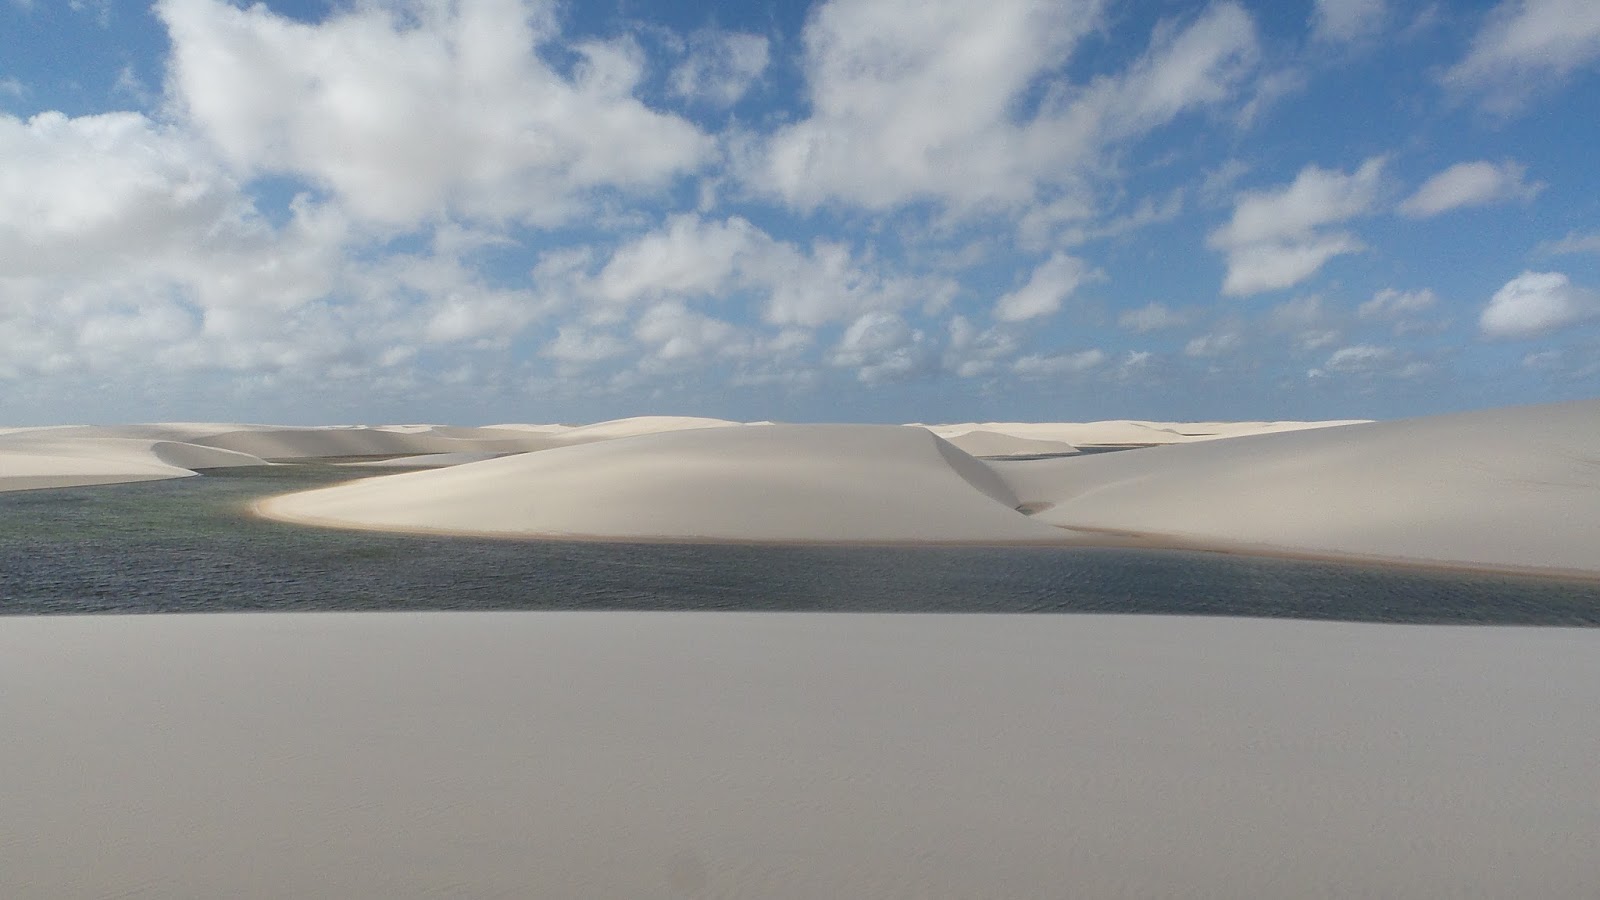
[1,466,1596,624]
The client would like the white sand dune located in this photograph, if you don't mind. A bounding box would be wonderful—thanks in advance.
[0,434,271,492]
[2,611,1596,899]
[994,398,1600,574]
[259,424,1063,543]
[551,414,746,443]
[926,418,1368,446]
[939,429,1078,457]
[187,425,559,459]
[0,423,562,493]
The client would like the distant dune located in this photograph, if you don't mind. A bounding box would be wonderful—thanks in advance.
[258,424,1064,543]
[995,398,1600,575]
[5,402,1596,576]
[939,429,1079,458]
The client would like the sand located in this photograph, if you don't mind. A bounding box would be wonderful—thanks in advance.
[939,429,1079,458]
[7,401,1596,575]
[0,423,560,493]
[1,611,1595,899]
[259,424,1064,543]
[921,418,1370,447]
[995,398,1600,575]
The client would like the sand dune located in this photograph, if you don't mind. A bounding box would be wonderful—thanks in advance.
[0,433,271,492]
[925,418,1367,446]
[550,415,747,443]
[6,403,1595,575]
[0,424,561,492]
[940,429,1078,458]
[188,425,559,459]
[995,398,1600,574]
[259,424,1063,543]
[2,611,1596,898]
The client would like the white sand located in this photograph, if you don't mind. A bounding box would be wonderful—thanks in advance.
[923,418,1369,446]
[1,611,1595,899]
[7,402,1596,574]
[940,429,1079,457]
[0,423,561,493]
[551,415,747,442]
[994,398,1600,575]
[259,424,1064,543]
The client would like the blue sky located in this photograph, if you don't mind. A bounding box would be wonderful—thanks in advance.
[2,0,1598,425]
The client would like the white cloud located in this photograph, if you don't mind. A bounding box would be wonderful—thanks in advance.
[1312,0,1385,43]
[1398,160,1542,217]
[1011,348,1105,377]
[943,315,1019,378]
[1480,271,1600,339]
[1324,343,1393,372]
[1118,302,1189,332]
[589,213,948,328]
[669,29,769,108]
[754,0,1258,215]
[542,326,628,366]
[1358,287,1446,335]
[1441,0,1600,110]
[1359,287,1437,320]
[634,301,748,364]
[830,311,935,384]
[1208,157,1383,295]
[1536,230,1600,256]
[993,254,1089,322]
[158,0,710,226]
[0,111,244,278]
[1184,330,1242,357]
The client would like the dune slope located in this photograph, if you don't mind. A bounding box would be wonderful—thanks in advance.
[259,424,1063,543]
[994,398,1600,574]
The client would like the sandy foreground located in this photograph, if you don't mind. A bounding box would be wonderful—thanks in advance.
[0,611,1595,899]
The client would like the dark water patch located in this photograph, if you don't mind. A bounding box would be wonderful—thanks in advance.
[0,467,1596,624]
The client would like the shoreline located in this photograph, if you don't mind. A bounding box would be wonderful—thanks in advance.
[252,494,1600,586]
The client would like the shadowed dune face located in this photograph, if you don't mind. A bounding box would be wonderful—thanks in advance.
[259,424,1065,543]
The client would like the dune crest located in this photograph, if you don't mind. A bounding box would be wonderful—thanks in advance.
[994,398,1600,574]
[259,424,1063,543]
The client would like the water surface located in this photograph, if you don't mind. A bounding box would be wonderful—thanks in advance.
[1,466,1596,624]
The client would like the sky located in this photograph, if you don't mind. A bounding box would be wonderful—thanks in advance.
[2,0,1598,426]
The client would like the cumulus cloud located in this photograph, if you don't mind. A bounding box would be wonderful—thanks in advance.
[1360,287,1437,320]
[1536,230,1600,256]
[1441,0,1600,111]
[1208,157,1383,295]
[1011,348,1105,377]
[1312,0,1385,43]
[1184,330,1242,357]
[158,0,710,226]
[669,28,769,108]
[830,311,935,384]
[1398,160,1542,217]
[588,213,949,328]
[943,316,1020,378]
[1323,343,1393,372]
[755,0,1258,214]
[0,110,244,277]
[993,254,1090,322]
[1480,271,1600,339]
[1118,302,1189,332]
